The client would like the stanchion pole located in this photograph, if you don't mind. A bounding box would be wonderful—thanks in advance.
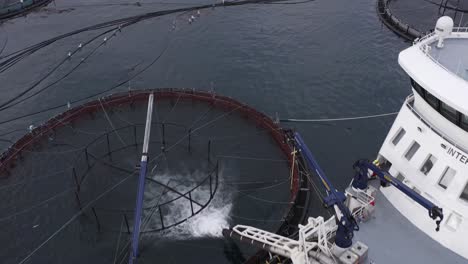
[129,93,154,264]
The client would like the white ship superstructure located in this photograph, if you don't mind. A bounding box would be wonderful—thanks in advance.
[224,16,468,264]
[377,16,468,259]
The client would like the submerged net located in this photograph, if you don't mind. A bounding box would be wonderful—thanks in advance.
[0,89,304,263]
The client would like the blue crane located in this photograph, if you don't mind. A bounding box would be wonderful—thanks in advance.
[352,159,443,231]
[293,132,444,251]
[294,132,358,250]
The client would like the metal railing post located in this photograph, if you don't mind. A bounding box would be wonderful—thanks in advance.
[189,192,194,216]
[124,214,131,234]
[207,140,211,162]
[92,207,101,232]
[84,148,90,168]
[188,129,192,153]
[72,168,80,192]
[159,206,164,229]
[107,134,112,160]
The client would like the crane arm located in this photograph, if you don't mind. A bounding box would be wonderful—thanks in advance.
[352,159,444,231]
[293,132,358,249]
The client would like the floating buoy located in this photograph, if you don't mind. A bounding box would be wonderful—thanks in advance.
[78,43,82,49]
[67,51,72,57]
[103,37,107,42]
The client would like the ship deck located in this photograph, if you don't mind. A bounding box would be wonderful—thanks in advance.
[428,38,468,81]
[354,181,466,264]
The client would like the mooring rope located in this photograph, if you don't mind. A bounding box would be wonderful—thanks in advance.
[113,217,125,264]
[280,111,398,123]
[17,172,135,264]
[0,187,74,222]
[99,98,127,147]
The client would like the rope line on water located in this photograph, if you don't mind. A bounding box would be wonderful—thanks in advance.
[17,172,135,264]
[0,187,74,222]
[280,111,398,122]
[99,98,127,147]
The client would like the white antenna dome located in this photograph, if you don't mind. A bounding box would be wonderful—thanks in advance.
[435,16,454,48]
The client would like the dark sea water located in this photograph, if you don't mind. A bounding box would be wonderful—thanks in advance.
[0,0,414,263]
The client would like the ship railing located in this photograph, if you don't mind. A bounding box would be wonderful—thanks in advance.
[413,27,468,45]
[350,189,375,222]
[415,30,468,82]
[405,94,468,154]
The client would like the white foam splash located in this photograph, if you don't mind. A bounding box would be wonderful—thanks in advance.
[146,169,233,240]
[185,200,232,238]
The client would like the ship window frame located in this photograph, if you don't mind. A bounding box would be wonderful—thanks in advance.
[396,172,405,182]
[438,167,456,190]
[391,128,406,146]
[425,91,440,111]
[420,154,437,176]
[459,181,468,203]
[412,186,421,195]
[404,141,420,161]
[440,101,459,125]
[445,212,462,231]
[461,114,468,132]
[409,78,468,133]
[410,78,425,98]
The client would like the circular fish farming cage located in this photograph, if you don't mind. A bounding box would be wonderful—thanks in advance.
[0,0,51,20]
[0,88,310,263]
[377,0,468,41]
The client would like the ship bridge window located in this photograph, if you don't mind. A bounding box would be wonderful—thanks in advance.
[438,167,456,189]
[405,141,420,161]
[425,91,440,110]
[420,154,437,175]
[391,128,406,146]
[410,78,425,97]
[461,115,468,132]
[440,102,459,124]
[460,182,468,202]
[409,78,468,133]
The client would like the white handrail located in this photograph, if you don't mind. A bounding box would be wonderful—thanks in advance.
[414,29,468,81]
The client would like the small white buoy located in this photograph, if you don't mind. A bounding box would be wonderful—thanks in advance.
[67,102,71,109]
[78,43,82,49]
[67,51,72,57]
[197,10,201,16]
[103,37,107,42]
[32,224,39,229]
[191,15,195,20]
[189,18,192,24]
[28,125,34,132]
